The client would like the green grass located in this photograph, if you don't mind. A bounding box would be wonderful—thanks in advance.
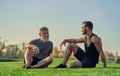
[0,58,120,76]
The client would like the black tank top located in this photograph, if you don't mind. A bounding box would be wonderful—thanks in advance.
[84,33,99,64]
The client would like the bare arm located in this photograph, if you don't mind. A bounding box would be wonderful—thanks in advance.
[25,44,39,54]
[92,36,107,68]
[60,35,86,49]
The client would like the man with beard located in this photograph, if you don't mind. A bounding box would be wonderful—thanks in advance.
[56,21,107,68]
[23,27,53,69]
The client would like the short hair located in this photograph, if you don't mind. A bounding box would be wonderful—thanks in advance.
[39,26,49,31]
[82,21,93,31]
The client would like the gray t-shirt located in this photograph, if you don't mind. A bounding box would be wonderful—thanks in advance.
[29,39,53,60]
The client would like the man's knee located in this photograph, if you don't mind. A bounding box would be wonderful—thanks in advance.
[48,56,53,63]
[68,43,76,47]
[67,43,79,53]
[45,56,53,64]
[70,61,82,68]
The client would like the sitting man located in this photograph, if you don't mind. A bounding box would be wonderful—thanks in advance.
[56,21,107,68]
[23,26,53,69]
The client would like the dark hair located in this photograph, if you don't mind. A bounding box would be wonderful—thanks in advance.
[39,26,49,31]
[82,21,93,31]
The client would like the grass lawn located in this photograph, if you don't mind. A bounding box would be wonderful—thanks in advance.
[0,58,120,76]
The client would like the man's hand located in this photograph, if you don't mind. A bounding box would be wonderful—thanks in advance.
[60,40,67,49]
[32,46,39,54]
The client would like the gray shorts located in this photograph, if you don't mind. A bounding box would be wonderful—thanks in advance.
[74,48,96,68]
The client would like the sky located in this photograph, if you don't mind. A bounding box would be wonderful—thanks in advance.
[0,0,120,55]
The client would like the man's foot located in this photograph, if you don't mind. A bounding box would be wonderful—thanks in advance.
[25,64,32,69]
[55,64,67,68]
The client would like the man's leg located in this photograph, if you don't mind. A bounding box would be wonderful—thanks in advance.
[23,48,33,69]
[62,43,79,65]
[70,58,96,68]
[70,61,82,68]
[31,56,53,68]
[24,48,33,68]
[56,43,79,68]
[70,47,86,68]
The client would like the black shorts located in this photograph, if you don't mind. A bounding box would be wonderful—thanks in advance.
[74,48,96,68]
[31,56,42,66]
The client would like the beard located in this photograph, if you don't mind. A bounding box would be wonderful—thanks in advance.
[40,37,49,42]
[83,29,87,35]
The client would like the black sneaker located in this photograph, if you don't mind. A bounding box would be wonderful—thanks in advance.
[55,64,67,68]
[25,64,32,69]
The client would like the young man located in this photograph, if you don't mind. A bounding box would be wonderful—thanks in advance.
[56,21,107,68]
[24,26,53,69]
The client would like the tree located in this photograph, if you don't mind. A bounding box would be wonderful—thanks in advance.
[104,51,109,61]
[114,52,120,63]
[3,48,11,58]
[51,46,59,58]
[16,48,23,59]
[0,40,5,58]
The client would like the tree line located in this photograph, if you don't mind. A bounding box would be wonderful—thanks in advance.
[0,38,120,63]
[0,39,25,59]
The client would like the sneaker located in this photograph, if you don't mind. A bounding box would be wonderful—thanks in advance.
[25,64,32,69]
[55,64,67,68]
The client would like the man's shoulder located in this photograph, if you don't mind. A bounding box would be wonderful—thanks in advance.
[91,34,101,43]
[29,38,39,44]
[91,33,101,39]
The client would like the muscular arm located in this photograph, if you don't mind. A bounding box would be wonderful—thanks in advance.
[65,38,84,43]
[60,35,86,49]
[92,36,107,68]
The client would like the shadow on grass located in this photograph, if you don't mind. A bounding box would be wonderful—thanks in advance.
[0,58,21,62]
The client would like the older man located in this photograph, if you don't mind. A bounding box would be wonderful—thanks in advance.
[24,26,53,69]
